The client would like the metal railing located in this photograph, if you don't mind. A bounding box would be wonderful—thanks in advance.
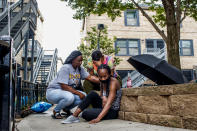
[122,47,167,88]
[0,0,22,22]
[46,48,58,84]
[0,0,38,52]
[34,49,58,85]
[32,48,44,82]
[15,77,47,117]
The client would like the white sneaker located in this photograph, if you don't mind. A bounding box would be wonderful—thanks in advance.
[61,115,80,124]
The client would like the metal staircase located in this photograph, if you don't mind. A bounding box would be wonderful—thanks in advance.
[35,49,58,85]
[122,48,167,88]
[0,0,58,86]
[32,47,44,83]
[0,0,38,54]
[0,1,58,130]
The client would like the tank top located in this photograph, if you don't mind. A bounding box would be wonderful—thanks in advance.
[103,82,122,111]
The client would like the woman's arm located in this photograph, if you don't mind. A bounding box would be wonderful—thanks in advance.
[85,75,100,84]
[89,80,117,124]
[60,84,85,99]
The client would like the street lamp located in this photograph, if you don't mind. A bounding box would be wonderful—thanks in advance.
[97,24,104,50]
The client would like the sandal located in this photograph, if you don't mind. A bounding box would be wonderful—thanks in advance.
[51,110,63,119]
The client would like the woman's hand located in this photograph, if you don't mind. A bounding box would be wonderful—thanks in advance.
[78,93,85,99]
[89,118,101,124]
[102,96,108,107]
[61,84,86,99]
[86,75,100,84]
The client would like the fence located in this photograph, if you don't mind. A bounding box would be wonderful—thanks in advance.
[15,77,47,117]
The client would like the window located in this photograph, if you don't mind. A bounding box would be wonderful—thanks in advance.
[146,39,164,49]
[182,69,194,81]
[115,39,140,56]
[124,10,139,26]
[116,70,134,80]
[146,39,165,53]
[179,40,193,56]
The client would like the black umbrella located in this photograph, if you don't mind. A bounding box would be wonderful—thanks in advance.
[127,54,188,85]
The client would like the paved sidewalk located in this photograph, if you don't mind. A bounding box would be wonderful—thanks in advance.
[17,108,192,131]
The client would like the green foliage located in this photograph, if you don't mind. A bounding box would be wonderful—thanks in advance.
[77,26,121,68]
[181,0,197,21]
[62,0,197,27]
[63,0,197,69]
[64,0,134,21]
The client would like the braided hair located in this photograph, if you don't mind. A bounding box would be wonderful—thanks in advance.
[97,64,112,96]
[97,64,111,75]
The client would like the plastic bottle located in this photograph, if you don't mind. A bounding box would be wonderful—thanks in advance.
[127,76,132,88]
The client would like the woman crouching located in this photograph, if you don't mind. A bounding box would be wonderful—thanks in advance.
[61,64,122,124]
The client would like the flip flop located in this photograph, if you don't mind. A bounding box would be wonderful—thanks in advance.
[51,113,63,119]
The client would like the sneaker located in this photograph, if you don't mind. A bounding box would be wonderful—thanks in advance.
[61,115,80,124]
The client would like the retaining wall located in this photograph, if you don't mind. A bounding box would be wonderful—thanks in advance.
[119,83,197,130]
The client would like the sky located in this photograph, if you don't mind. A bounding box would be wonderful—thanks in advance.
[37,0,82,61]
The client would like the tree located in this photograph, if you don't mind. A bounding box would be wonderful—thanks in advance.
[63,0,197,69]
[77,26,121,68]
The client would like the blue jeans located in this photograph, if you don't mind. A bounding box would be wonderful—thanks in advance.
[46,89,86,113]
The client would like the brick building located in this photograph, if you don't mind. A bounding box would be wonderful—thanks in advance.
[82,9,197,82]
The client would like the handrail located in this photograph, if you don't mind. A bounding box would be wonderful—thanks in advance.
[13,19,29,51]
[0,0,22,21]
[22,79,37,85]
[122,47,167,88]
[49,49,58,82]
[0,1,31,36]
[0,0,37,35]
[58,57,64,64]
[33,48,44,83]
[0,0,38,53]
[13,19,29,40]
[46,49,58,84]
[9,0,22,12]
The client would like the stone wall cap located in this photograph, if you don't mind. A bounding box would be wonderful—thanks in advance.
[122,83,197,96]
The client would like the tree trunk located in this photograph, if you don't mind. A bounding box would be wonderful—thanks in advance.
[166,26,181,69]
[164,0,181,69]
[134,0,181,69]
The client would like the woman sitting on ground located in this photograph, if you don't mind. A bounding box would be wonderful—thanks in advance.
[46,50,99,119]
[61,64,122,124]
[83,50,121,94]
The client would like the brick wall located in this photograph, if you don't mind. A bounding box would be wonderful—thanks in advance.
[119,83,197,130]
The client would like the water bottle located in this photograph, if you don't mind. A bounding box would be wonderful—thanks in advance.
[127,76,132,88]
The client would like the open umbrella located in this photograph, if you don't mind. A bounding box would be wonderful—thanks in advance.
[127,54,188,85]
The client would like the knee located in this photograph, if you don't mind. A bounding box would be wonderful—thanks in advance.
[62,94,75,106]
[46,90,55,104]
[82,109,91,121]
[87,91,98,98]
[68,95,75,105]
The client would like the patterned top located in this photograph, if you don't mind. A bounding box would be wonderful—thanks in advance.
[110,89,122,111]
[87,55,118,77]
[103,83,122,111]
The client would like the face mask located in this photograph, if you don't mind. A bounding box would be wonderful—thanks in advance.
[100,77,110,83]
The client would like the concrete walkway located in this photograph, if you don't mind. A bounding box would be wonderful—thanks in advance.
[17,108,192,131]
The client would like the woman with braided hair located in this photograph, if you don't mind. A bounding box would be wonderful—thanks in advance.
[62,64,122,124]
[46,50,99,119]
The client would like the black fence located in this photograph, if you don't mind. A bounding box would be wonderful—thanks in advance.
[15,78,47,117]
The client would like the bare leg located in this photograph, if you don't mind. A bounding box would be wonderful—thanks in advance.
[73,108,82,117]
